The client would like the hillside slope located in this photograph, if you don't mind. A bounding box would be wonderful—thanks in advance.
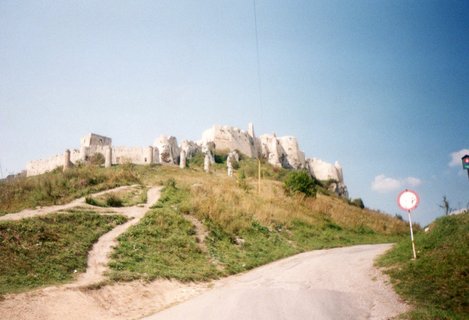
[108,163,409,282]
[1,162,409,293]
[377,212,469,319]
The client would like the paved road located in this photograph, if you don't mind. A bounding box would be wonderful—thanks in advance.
[144,244,408,320]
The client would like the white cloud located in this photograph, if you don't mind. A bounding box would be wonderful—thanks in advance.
[449,149,469,167]
[371,175,422,193]
[404,177,422,187]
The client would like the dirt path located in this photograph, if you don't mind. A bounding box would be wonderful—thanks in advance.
[0,185,213,320]
[0,192,408,320]
[0,279,212,320]
[0,185,136,221]
[71,186,161,287]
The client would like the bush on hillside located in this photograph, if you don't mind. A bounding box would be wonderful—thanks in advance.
[88,153,105,166]
[351,198,365,209]
[284,170,317,197]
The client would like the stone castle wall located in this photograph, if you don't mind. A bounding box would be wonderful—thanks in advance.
[112,146,155,165]
[24,124,348,198]
[201,125,257,158]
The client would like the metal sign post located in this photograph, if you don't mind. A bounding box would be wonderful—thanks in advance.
[407,209,417,260]
[398,189,419,260]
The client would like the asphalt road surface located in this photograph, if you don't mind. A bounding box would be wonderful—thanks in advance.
[143,244,408,320]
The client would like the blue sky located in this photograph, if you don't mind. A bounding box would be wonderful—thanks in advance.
[1,1,468,225]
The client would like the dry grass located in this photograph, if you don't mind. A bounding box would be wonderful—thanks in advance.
[0,164,140,214]
[86,185,147,207]
[180,170,409,236]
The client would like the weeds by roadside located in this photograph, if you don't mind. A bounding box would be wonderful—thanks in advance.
[377,212,469,320]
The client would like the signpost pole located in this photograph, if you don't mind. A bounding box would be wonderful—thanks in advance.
[398,189,419,260]
[407,210,417,260]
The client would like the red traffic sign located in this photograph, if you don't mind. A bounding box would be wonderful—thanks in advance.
[397,189,419,211]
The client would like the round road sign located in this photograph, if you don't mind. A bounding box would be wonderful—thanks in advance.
[397,189,419,211]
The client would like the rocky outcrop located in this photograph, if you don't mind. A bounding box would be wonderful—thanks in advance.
[258,135,305,169]
[24,123,349,198]
[200,123,347,197]
[259,134,282,167]
[154,136,180,164]
[277,136,305,169]
[180,140,200,159]
[201,125,258,158]
[306,158,348,197]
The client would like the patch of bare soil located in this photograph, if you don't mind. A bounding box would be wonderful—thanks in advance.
[0,280,211,320]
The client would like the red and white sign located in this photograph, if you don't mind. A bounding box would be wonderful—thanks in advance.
[397,189,419,211]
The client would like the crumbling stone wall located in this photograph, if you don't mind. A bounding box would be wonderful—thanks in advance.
[24,124,349,198]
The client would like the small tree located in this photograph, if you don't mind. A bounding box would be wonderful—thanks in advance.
[284,170,317,197]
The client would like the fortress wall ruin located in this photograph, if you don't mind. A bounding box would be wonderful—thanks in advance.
[277,136,306,169]
[26,154,64,176]
[23,125,348,198]
[112,146,155,165]
[201,125,257,158]
[25,146,155,176]
[80,133,112,147]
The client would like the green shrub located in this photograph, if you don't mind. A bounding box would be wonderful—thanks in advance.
[105,194,123,207]
[284,170,317,197]
[187,151,204,168]
[351,198,365,209]
[85,196,99,206]
[88,153,105,166]
[214,150,229,164]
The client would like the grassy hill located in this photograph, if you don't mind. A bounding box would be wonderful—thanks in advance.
[1,160,410,294]
[106,161,409,281]
[0,164,139,215]
[0,210,127,294]
[377,212,469,319]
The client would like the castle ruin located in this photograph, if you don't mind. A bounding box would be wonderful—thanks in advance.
[25,123,348,197]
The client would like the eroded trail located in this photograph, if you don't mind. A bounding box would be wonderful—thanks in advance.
[0,185,135,221]
[0,185,212,320]
[71,186,162,287]
[0,191,408,320]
